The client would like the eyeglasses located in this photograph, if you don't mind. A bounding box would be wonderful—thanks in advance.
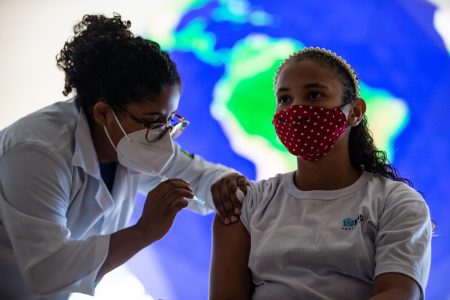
[123,110,189,143]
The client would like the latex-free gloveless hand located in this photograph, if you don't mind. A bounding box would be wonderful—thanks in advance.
[211,173,248,225]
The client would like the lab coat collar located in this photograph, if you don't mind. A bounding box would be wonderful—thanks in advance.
[72,108,101,179]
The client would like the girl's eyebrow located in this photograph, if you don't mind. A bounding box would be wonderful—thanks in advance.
[277,83,330,94]
[276,87,290,94]
[303,82,330,90]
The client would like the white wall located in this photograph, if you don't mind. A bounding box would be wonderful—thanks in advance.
[0,0,187,129]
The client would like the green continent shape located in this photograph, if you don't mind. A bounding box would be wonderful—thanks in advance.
[143,0,211,49]
[218,36,300,154]
[360,84,409,161]
[212,0,273,26]
[172,18,225,66]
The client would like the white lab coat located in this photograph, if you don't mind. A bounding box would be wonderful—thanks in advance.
[0,100,233,299]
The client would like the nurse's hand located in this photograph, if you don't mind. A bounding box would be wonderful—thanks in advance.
[136,179,193,243]
[211,173,248,225]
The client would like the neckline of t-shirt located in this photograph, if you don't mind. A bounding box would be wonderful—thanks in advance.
[282,171,372,200]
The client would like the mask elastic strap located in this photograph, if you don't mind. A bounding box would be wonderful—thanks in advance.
[103,126,118,152]
[340,102,352,120]
[111,110,131,141]
[103,109,131,152]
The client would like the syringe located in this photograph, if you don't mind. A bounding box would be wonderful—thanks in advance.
[156,174,206,206]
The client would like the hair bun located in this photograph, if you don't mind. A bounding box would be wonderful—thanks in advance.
[56,13,180,110]
[73,13,132,40]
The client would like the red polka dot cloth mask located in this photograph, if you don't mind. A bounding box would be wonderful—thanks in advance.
[272,104,350,161]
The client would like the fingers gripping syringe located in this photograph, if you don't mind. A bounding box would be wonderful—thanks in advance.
[156,173,206,206]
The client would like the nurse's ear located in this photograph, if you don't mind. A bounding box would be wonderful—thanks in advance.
[348,98,366,127]
[92,101,112,127]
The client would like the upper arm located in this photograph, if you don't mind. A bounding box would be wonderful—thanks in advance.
[0,142,71,222]
[209,215,252,300]
[0,143,72,275]
[375,187,432,295]
[0,143,110,295]
[370,273,421,300]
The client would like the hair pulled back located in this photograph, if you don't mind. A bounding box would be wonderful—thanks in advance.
[56,14,181,112]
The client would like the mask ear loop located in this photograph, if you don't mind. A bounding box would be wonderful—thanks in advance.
[340,102,352,120]
[111,110,131,141]
[103,126,118,151]
[103,109,131,151]
[342,100,366,126]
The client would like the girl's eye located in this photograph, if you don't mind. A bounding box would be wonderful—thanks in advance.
[277,95,291,105]
[306,91,322,100]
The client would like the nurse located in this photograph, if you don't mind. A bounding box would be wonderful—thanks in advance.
[0,14,246,299]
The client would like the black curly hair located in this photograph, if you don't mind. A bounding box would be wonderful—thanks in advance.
[56,13,181,115]
[275,49,412,186]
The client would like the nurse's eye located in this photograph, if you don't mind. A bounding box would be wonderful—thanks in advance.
[277,95,292,105]
[138,119,165,129]
[306,91,323,100]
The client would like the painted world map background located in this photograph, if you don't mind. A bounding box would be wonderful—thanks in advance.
[12,0,444,299]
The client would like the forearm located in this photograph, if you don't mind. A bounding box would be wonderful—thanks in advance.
[21,234,110,295]
[98,178,193,280]
[97,225,154,279]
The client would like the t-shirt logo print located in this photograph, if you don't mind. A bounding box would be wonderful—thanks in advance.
[341,214,364,230]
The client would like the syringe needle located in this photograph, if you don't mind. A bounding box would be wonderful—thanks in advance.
[158,174,205,206]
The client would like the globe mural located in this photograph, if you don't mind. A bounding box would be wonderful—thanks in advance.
[65,0,449,299]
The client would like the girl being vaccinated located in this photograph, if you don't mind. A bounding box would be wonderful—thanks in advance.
[210,47,432,300]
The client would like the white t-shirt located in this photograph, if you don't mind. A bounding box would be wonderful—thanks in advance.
[240,171,432,300]
[0,100,233,299]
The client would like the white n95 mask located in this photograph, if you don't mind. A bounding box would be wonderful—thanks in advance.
[103,112,175,175]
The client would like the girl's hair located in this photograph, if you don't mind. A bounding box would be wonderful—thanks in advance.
[274,47,412,186]
[56,13,181,114]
